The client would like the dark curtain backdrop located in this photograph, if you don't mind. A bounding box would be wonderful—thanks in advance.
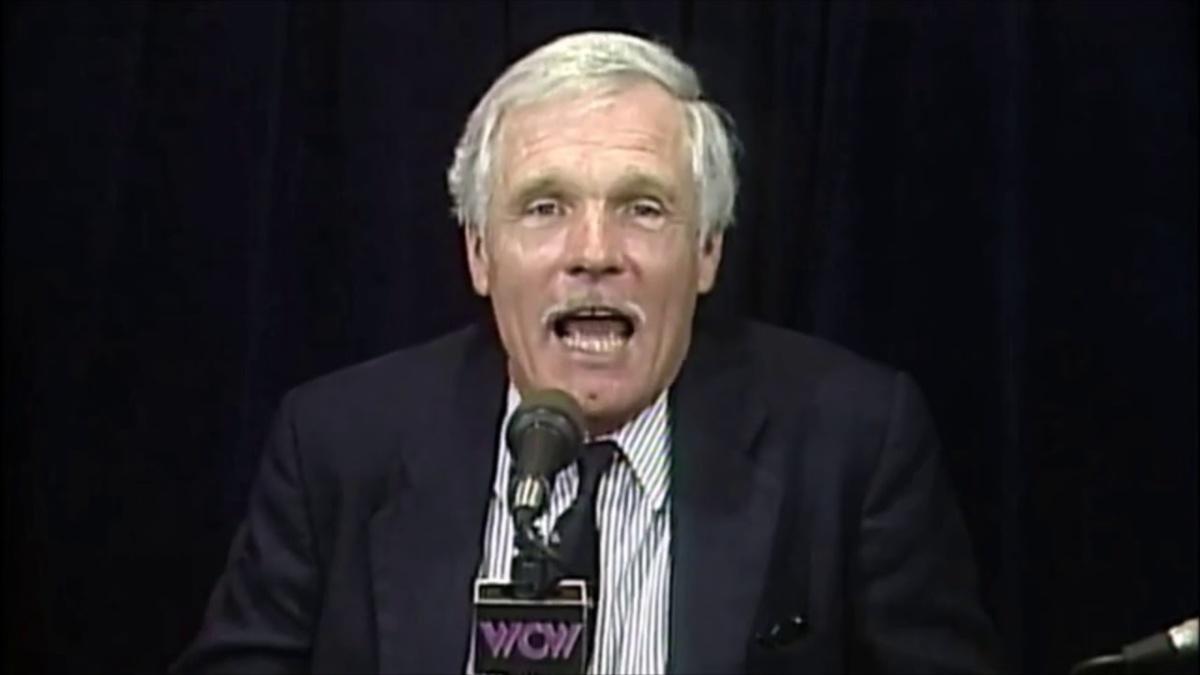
[3,0,1195,672]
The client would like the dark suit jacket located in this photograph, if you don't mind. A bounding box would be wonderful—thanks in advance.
[173,318,1001,674]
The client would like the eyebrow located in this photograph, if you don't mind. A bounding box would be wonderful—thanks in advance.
[609,172,680,206]
[505,171,681,209]
[505,175,581,210]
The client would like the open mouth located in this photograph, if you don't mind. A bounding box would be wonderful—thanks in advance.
[549,305,636,355]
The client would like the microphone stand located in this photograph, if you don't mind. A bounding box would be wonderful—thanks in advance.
[511,514,565,599]
[1067,654,1123,675]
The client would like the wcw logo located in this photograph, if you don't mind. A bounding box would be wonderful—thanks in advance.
[478,620,584,661]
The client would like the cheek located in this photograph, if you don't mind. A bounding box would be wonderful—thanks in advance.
[632,239,702,299]
[485,233,564,319]
[487,228,567,278]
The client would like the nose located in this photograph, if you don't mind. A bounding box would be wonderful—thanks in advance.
[563,204,624,280]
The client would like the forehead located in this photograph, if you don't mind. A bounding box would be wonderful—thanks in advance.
[496,81,689,188]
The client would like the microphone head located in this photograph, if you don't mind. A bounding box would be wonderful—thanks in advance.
[506,389,585,478]
[1169,618,1198,654]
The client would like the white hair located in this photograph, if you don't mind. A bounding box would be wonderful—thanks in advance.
[446,31,740,239]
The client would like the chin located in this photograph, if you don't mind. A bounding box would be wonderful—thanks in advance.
[573,389,645,435]
[524,358,654,429]
[562,375,626,407]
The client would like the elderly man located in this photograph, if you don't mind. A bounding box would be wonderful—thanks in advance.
[174,31,1000,674]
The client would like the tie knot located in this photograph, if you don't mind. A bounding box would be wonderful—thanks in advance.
[577,440,617,497]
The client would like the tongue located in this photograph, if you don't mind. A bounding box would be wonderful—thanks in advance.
[563,318,626,337]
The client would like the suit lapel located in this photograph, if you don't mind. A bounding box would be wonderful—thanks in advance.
[369,324,506,674]
[669,321,784,674]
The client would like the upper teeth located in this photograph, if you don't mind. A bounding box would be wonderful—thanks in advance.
[561,333,626,354]
[576,307,615,318]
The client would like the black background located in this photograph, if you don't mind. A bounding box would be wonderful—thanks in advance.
[3,1,1196,672]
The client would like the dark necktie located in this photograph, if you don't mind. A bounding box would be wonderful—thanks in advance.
[553,440,618,589]
[552,440,616,665]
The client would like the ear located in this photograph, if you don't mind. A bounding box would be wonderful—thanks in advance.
[696,231,724,294]
[463,225,491,297]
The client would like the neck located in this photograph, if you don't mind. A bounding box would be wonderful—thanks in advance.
[583,416,626,440]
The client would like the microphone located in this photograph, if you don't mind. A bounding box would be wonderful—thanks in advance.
[1070,617,1198,674]
[505,389,585,530]
[470,390,591,674]
[1122,618,1197,668]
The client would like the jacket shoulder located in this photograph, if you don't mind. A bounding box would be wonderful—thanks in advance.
[740,320,897,383]
[276,324,488,483]
[288,324,480,411]
[734,320,905,427]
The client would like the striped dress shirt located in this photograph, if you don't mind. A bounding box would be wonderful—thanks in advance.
[470,384,673,674]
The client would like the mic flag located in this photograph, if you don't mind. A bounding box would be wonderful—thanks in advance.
[473,579,592,675]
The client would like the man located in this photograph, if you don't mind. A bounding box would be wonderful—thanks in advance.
[174,31,1000,674]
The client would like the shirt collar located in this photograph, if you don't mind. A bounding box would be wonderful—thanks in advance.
[495,383,672,512]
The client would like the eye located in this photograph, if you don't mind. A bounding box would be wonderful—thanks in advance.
[624,198,667,228]
[629,200,664,218]
[524,199,564,218]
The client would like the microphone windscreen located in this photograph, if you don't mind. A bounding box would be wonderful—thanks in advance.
[506,389,585,477]
[517,389,585,430]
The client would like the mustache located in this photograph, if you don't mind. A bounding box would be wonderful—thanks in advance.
[539,293,646,327]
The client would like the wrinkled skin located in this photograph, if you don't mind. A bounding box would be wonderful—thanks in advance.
[464,81,724,436]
